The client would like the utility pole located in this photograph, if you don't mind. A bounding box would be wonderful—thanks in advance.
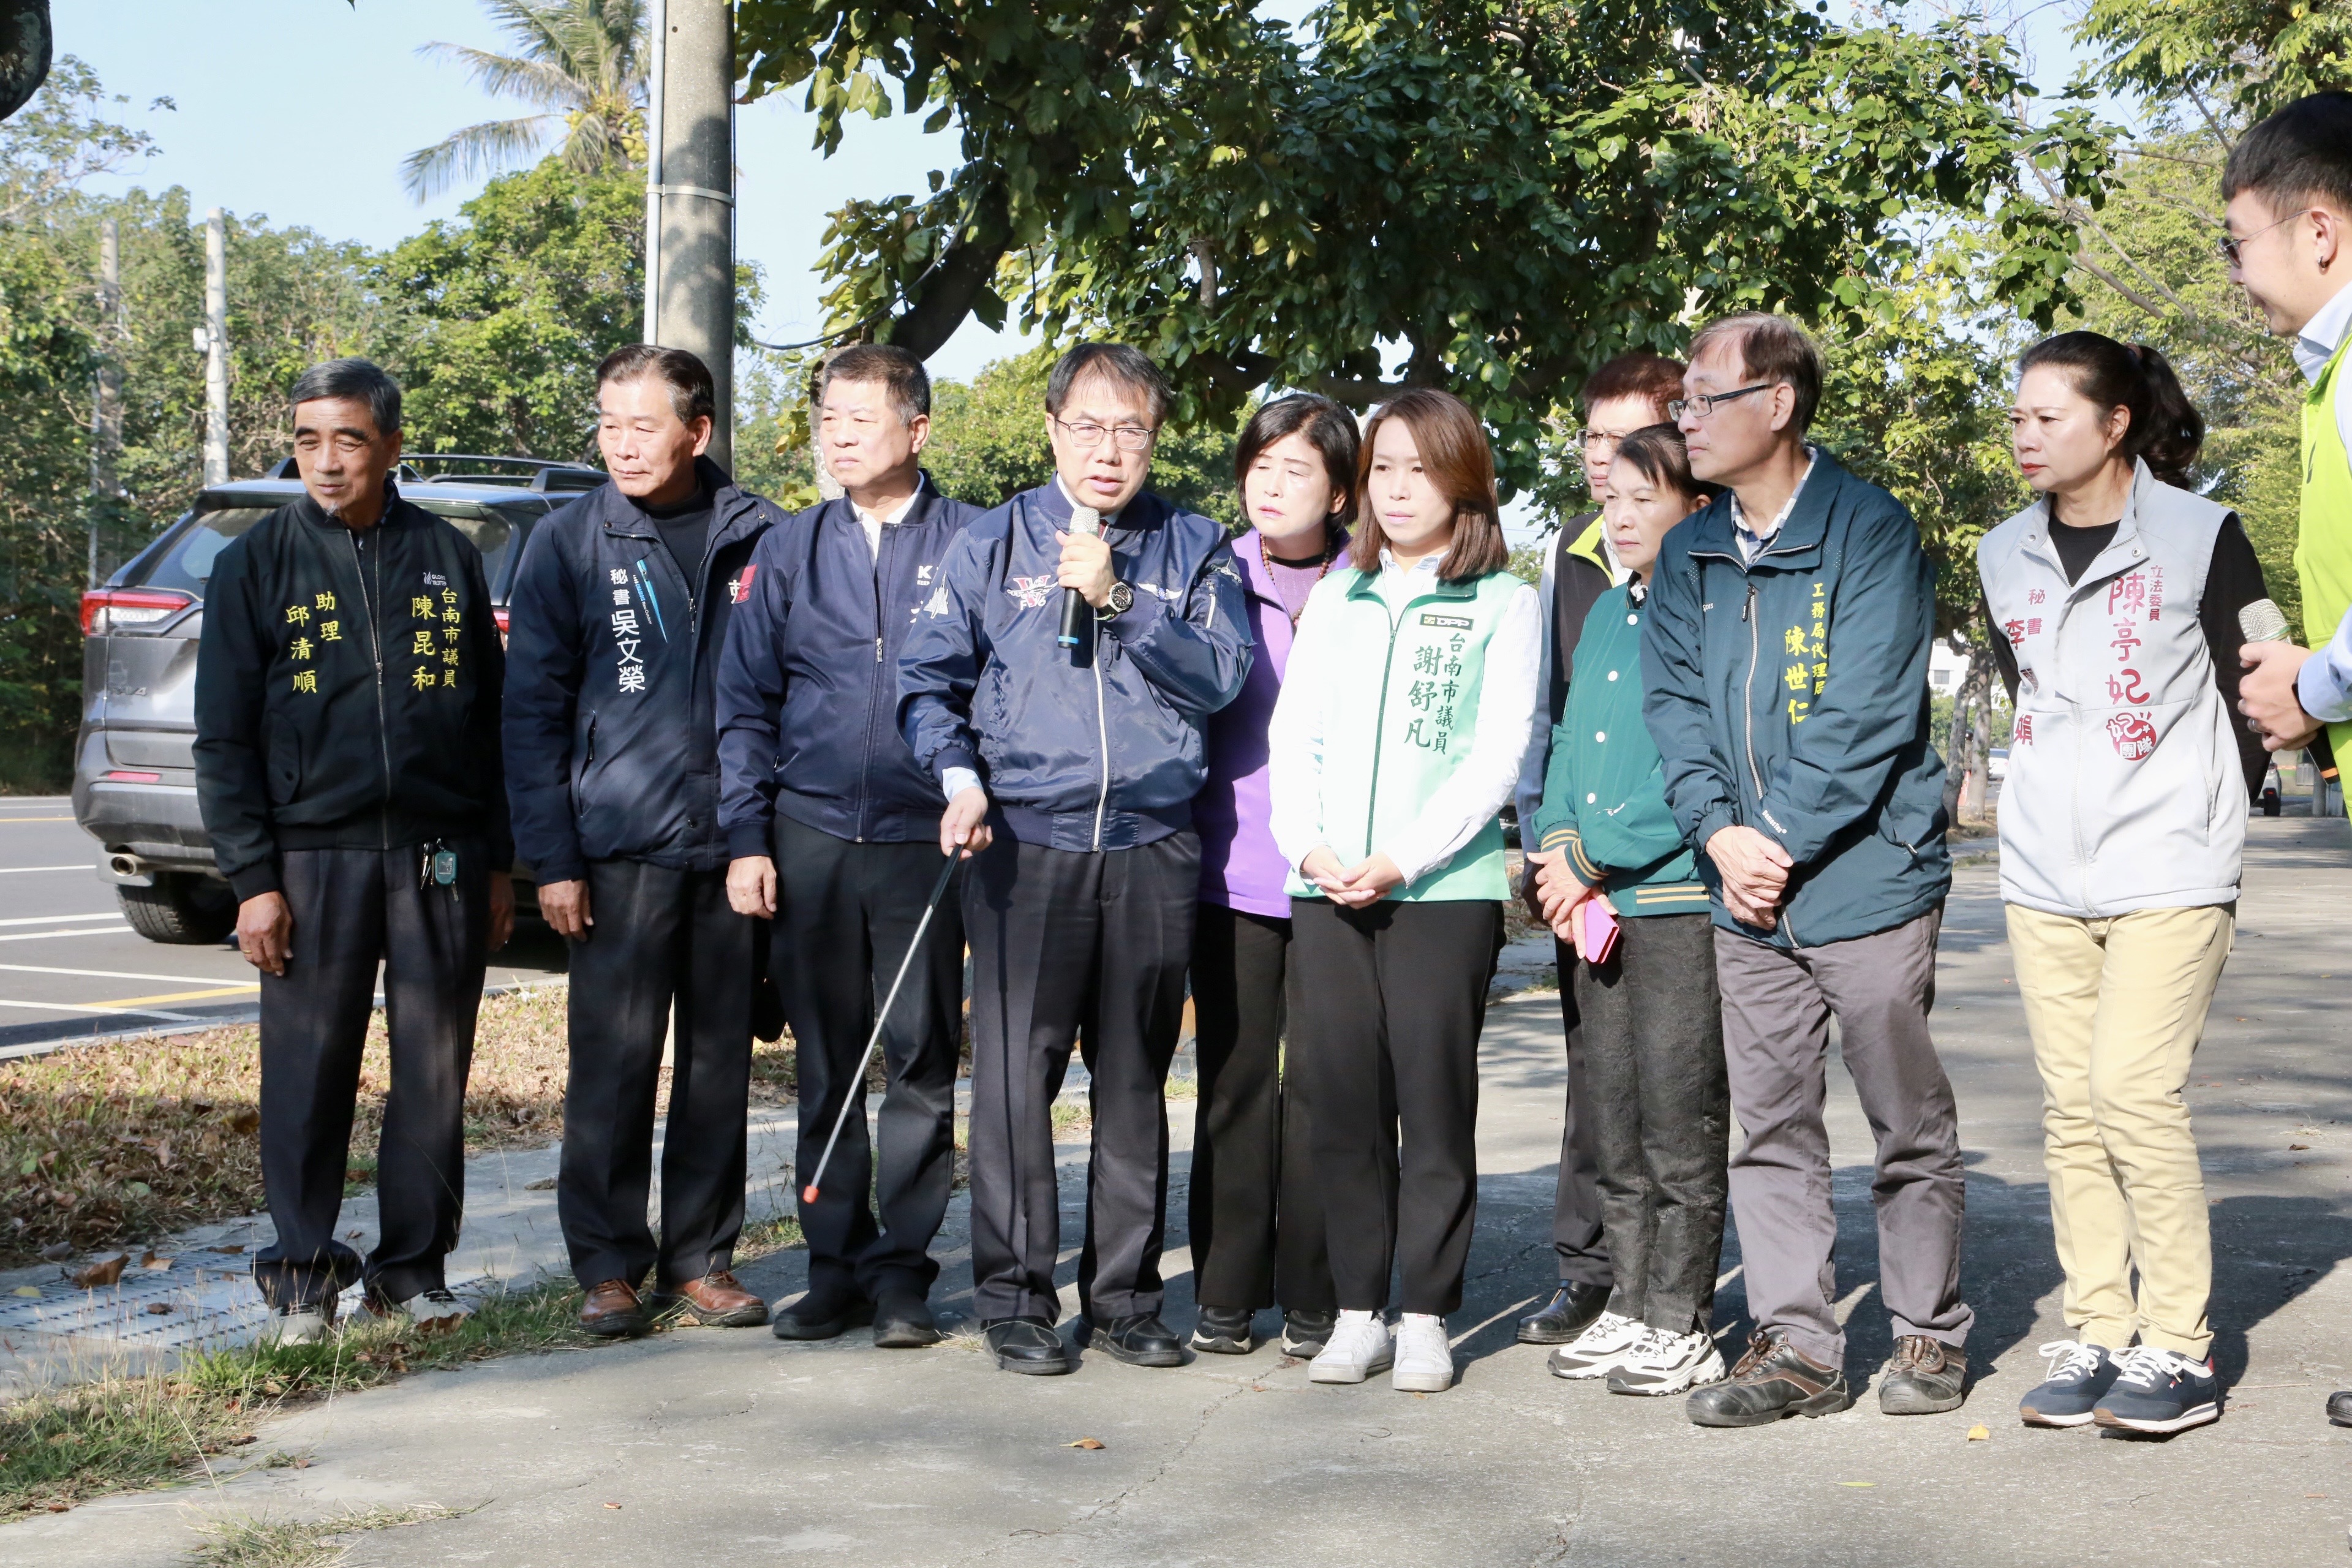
[647,0,734,469]
[88,215,123,587]
[202,207,228,486]
[643,0,665,345]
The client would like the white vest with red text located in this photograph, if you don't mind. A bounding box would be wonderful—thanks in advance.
[1975,459,2242,918]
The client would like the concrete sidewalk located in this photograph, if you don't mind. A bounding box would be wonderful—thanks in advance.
[15,819,2352,1566]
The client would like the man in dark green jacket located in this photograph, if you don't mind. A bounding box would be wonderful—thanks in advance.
[195,358,512,1344]
[1642,314,1969,1427]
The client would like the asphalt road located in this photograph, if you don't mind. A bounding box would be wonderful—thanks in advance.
[0,794,566,1054]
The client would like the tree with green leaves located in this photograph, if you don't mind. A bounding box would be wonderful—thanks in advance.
[402,0,647,202]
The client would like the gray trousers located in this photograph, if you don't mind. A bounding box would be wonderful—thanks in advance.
[1714,908,1971,1364]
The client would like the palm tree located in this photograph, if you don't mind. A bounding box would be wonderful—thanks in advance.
[403,0,647,202]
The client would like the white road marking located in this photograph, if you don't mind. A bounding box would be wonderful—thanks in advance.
[0,962,248,984]
[0,924,134,943]
[0,997,202,1018]
[0,864,88,874]
[0,911,121,928]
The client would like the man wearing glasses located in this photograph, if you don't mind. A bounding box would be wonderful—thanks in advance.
[1643,313,1969,1428]
[1512,352,1684,1353]
[899,342,1253,1374]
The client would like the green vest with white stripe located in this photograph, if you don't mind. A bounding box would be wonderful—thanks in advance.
[1284,565,1523,902]
[2298,333,2352,764]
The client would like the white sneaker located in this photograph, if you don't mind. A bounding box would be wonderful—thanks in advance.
[375,1287,472,1334]
[1391,1313,1455,1393]
[1308,1310,1394,1384]
[1605,1326,1726,1395]
[260,1302,335,1344]
[1547,1310,1645,1379]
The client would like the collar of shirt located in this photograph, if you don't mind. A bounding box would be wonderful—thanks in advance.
[1728,446,1817,564]
[852,483,924,533]
[1052,474,1122,527]
[2295,280,2352,385]
[1376,546,1446,579]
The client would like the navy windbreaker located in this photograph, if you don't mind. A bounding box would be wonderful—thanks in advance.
[501,458,784,883]
[896,481,1253,851]
[714,480,981,854]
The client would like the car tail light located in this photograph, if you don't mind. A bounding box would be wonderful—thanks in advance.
[101,770,162,783]
[81,588,194,636]
[494,606,510,648]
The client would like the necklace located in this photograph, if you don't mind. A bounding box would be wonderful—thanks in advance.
[1257,522,1339,625]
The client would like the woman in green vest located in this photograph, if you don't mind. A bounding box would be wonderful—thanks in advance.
[1268,387,1540,1394]
[1530,424,1731,1397]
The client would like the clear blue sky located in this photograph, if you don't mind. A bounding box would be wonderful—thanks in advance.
[63,0,1023,379]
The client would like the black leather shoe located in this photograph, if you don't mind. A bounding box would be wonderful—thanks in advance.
[1517,1281,1610,1345]
[873,1290,942,1349]
[771,1281,874,1341]
[985,1315,1073,1374]
[1190,1305,1254,1355]
[1687,1330,1853,1427]
[1282,1308,1338,1358]
[2328,1390,2352,1427]
[1879,1334,1967,1414]
[1085,1312,1185,1366]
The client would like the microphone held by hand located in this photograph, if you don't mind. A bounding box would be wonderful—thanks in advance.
[2239,598,2291,646]
[1060,505,1102,648]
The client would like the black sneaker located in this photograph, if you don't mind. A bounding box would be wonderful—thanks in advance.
[1190,1306,1254,1355]
[2019,1341,2118,1428]
[1281,1308,1338,1358]
[1879,1334,1966,1414]
[2094,1346,2219,1434]
[1686,1330,1853,1428]
[1516,1281,1610,1345]
[2328,1389,2352,1428]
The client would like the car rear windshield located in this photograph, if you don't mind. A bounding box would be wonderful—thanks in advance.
[129,500,541,600]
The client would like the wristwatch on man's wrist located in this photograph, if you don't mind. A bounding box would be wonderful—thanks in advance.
[1101,581,1135,619]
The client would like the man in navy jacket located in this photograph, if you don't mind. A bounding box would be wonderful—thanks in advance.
[503,346,785,1338]
[716,344,980,1347]
[899,343,1253,1374]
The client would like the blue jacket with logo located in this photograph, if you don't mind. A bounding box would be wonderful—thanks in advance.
[896,481,1253,851]
[715,479,981,853]
[1641,449,1950,948]
[502,459,784,883]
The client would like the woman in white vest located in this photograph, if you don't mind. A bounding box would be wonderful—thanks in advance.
[1268,387,1539,1393]
[1981,331,2271,1437]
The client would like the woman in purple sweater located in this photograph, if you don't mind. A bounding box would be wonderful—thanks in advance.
[1189,394,1357,1357]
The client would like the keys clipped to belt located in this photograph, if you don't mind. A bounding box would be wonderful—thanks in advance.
[418,840,458,893]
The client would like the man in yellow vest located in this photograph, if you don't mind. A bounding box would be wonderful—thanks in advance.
[2223,92,2352,1431]
[2229,93,2352,777]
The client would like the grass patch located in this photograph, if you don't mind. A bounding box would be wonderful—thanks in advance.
[0,1276,596,1519]
[734,1212,805,1262]
[189,1503,467,1567]
[0,987,808,1267]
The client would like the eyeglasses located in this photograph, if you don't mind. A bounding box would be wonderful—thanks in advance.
[2217,208,2317,266]
[1667,383,1773,423]
[1577,429,1634,455]
[1052,417,1158,452]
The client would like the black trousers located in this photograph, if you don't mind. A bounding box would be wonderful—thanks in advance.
[774,815,964,1299]
[254,843,489,1309]
[1187,905,1336,1314]
[556,859,755,1291]
[1550,940,1614,1289]
[1289,896,1502,1316]
[965,833,1197,1323]
[1570,912,1730,1333]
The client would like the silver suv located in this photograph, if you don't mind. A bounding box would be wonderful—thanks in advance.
[72,456,601,942]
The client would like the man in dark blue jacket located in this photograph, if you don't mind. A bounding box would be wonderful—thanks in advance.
[503,345,785,1338]
[1642,313,1969,1427]
[715,344,979,1348]
[899,344,1252,1375]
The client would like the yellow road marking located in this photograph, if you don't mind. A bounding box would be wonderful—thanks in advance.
[100,985,260,1006]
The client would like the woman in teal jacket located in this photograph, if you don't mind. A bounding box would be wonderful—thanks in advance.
[1268,388,1540,1396]
[1532,426,1730,1396]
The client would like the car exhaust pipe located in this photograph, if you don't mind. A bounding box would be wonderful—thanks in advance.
[104,851,156,887]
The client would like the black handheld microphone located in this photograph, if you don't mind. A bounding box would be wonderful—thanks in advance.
[1058,505,1102,648]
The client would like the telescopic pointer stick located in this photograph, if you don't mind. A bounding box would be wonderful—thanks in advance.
[800,848,962,1205]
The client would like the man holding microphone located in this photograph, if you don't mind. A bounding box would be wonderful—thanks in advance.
[898,343,1253,1374]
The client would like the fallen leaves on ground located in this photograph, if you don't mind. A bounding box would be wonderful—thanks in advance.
[1065,1436,1106,1450]
[1966,1424,1989,1441]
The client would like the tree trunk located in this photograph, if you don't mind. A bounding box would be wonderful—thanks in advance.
[1941,635,1999,826]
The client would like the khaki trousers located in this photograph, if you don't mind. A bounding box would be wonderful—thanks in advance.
[2005,902,2233,1357]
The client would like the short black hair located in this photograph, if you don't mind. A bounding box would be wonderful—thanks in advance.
[2223,91,2352,220]
[596,343,716,425]
[820,342,931,424]
[1608,423,1717,503]
[1686,312,1824,434]
[1580,352,1686,421]
[1235,393,1361,520]
[289,357,401,435]
[1046,342,1171,427]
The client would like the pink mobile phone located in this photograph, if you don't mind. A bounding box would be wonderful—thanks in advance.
[1580,899,1621,965]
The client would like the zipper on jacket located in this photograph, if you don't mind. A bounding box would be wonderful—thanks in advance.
[1091,627,1110,851]
[856,515,889,843]
[1361,595,1408,858]
[347,528,393,851]
[1736,575,1804,948]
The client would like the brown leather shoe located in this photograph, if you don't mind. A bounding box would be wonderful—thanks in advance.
[580,1279,649,1338]
[655,1270,771,1328]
